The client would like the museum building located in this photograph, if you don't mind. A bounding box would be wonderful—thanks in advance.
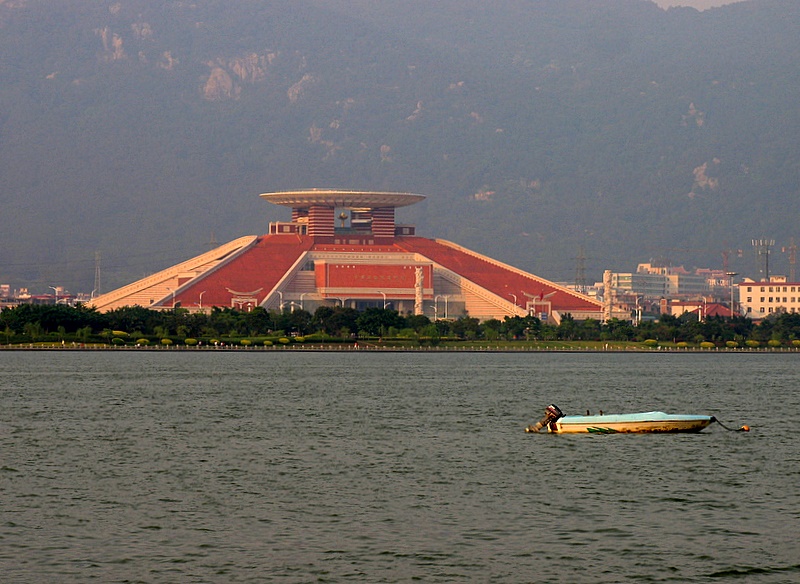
[89,190,603,323]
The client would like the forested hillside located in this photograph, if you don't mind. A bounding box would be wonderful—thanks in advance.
[1,0,798,292]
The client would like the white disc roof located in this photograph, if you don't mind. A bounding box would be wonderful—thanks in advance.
[260,189,426,209]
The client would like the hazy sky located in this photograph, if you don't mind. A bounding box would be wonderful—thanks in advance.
[654,0,748,8]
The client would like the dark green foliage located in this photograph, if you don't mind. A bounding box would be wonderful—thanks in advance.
[356,308,405,336]
[3,302,800,344]
[0,303,104,334]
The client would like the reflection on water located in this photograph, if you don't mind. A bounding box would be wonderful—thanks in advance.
[1,352,798,582]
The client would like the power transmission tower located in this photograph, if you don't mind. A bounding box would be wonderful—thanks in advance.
[574,245,587,293]
[93,251,101,297]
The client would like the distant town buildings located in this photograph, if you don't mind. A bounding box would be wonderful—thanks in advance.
[0,285,91,310]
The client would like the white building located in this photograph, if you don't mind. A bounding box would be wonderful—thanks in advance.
[738,277,800,317]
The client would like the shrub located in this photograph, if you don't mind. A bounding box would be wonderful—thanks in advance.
[745,340,760,348]
[112,330,128,337]
[700,341,715,349]
[111,337,125,345]
[294,336,305,343]
[643,339,659,347]
[767,339,782,348]
[160,338,173,346]
[675,341,689,348]
[184,338,198,346]
[136,338,149,345]
[240,339,252,346]
[263,340,273,346]
[726,340,738,348]
[793,340,800,348]
[278,337,291,344]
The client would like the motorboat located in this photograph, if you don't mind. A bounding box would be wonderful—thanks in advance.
[525,404,718,434]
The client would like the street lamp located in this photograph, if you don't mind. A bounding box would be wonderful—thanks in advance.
[509,293,517,306]
[199,290,206,310]
[48,285,58,305]
[726,272,738,318]
[527,291,556,319]
[165,286,176,308]
[276,290,284,311]
[300,292,307,310]
[378,290,387,309]
[435,294,449,319]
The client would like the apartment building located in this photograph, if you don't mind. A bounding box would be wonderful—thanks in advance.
[738,277,800,317]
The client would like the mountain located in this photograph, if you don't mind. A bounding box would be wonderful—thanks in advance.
[1,0,798,293]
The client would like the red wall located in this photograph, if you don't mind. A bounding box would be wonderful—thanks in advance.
[316,263,432,292]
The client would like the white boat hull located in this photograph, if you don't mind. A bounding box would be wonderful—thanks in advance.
[550,412,715,434]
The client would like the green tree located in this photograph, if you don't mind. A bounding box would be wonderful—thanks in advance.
[356,308,404,336]
[23,321,43,341]
[450,316,480,340]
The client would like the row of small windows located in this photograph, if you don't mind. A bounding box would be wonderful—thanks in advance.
[747,297,799,303]
[748,306,799,314]
[746,286,799,293]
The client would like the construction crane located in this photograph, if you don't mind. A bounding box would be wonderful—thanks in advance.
[721,248,743,272]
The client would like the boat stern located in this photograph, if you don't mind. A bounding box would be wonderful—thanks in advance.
[525,404,564,433]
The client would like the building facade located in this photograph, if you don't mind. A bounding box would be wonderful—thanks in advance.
[90,190,604,323]
[738,278,800,317]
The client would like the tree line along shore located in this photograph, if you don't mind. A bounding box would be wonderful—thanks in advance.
[2,303,800,350]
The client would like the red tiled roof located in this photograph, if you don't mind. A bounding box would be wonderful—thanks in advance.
[395,237,601,312]
[170,234,600,313]
[687,304,734,318]
[173,235,314,308]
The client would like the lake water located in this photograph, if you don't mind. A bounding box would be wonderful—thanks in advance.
[1,351,798,583]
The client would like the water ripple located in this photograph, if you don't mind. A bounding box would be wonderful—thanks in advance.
[1,352,798,582]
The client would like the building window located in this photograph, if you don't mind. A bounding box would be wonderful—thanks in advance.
[747,296,752,302]
[761,287,765,292]
[761,297,765,302]
[769,297,773,303]
[747,287,752,292]
[760,307,765,313]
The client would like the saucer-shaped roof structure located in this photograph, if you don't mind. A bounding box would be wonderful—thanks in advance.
[260,189,426,209]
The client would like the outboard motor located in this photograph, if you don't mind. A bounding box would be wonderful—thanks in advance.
[525,404,564,433]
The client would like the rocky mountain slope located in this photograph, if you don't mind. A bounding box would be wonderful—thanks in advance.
[1,0,798,292]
